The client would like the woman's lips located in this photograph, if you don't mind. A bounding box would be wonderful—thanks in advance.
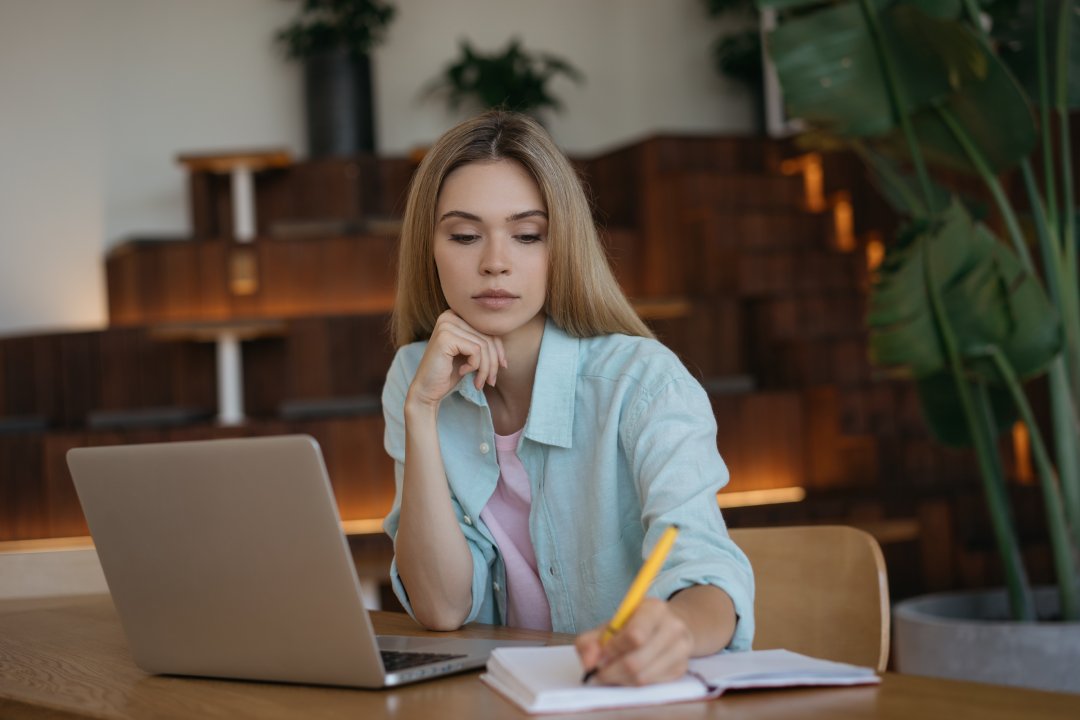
[473,291,518,309]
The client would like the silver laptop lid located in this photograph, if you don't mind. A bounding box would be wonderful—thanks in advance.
[67,435,388,687]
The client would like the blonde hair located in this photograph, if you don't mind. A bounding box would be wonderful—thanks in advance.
[392,110,653,347]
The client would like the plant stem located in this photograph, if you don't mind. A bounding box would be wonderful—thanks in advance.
[969,380,1037,620]
[858,0,937,213]
[960,0,984,33]
[937,107,1036,273]
[1050,359,1080,552]
[971,345,1079,619]
[923,235,1035,620]
[1055,0,1080,414]
[1038,0,1061,238]
[1054,0,1080,558]
[1021,162,1065,305]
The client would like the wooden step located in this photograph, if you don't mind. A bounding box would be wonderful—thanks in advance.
[670,172,808,213]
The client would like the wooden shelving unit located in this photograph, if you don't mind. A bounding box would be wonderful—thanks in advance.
[0,134,1051,601]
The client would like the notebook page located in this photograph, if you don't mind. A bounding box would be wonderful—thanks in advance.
[483,645,707,714]
[689,649,879,691]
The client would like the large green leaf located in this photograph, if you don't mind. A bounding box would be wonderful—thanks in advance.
[915,372,1017,446]
[894,5,1038,174]
[868,198,1061,381]
[766,1,973,136]
[870,199,1060,445]
[766,1,1038,172]
[990,0,1080,109]
[853,141,953,216]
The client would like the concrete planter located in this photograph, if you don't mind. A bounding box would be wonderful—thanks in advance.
[893,587,1080,694]
[303,48,375,158]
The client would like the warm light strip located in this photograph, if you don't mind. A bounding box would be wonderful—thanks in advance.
[340,518,385,536]
[717,487,806,509]
[1,521,388,552]
[0,536,95,553]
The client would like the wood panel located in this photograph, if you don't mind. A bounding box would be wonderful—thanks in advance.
[292,313,394,400]
[189,155,414,239]
[648,299,745,379]
[3,416,395,544]
[0,329,216,430]
[712,391,806,492]
[106,235,398,326]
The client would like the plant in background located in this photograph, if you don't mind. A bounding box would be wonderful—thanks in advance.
[274,0,397,156]
[703,0,764,90]
[425,38,584,118]
[759,0,1080,622]
[276,0,396,59]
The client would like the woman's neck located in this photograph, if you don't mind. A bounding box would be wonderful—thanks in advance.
[485,312,546,435]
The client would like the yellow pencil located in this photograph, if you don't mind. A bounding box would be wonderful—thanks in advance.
[581,524,680,683]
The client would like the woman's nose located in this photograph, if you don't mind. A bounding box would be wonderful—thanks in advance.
[480,238,511,275]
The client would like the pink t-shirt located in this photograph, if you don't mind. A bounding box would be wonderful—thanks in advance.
[478,429,553,631]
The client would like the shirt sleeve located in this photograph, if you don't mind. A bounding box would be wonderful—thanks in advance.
[380,347,498,625]
[621,373,756,651]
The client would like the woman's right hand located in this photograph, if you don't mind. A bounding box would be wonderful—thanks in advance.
[406,310,507,408]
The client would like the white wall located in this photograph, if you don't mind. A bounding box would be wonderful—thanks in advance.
[0,0,752,336]
[374,0,752,154]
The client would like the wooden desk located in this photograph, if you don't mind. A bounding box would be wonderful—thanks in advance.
[1,595,1077,719]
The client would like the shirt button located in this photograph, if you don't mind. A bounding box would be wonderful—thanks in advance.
[493,581,501,593]
[479,442,490,455]
[463,515,473,526]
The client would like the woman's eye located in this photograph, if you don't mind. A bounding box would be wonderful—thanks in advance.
[515,234,543,243]
[449,234,480,243]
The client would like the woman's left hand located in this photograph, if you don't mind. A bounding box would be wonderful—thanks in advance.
[574,598,694,686]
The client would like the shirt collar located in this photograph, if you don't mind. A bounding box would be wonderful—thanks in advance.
[452,317,579,449]
[523,317,578,449]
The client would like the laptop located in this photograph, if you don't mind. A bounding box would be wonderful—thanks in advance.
[67,434,541,688]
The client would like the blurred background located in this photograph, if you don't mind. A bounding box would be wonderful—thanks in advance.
[0,0,1058,619]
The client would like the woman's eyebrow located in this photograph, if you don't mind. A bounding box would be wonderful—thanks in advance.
[506,210,548,222]
[438,209,548,223]
[438,210,482,223]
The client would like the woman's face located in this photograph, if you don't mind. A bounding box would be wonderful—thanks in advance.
[433,159,549,339]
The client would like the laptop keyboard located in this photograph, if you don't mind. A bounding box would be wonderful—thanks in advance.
[380,650,467,672]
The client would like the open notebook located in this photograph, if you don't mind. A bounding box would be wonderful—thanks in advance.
[481,646,880,714]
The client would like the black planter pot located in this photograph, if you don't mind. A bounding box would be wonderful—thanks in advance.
[303,47,375,158]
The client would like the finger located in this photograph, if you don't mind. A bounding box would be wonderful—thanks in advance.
[575,627,604,674]
[486,336,501,386]
[600,599,666,661]
[604,606,693,686]
[477,332,494,389]
[442,326,486,381]
[494,336,508,369]
[597,626,686,686]
[439,318,497,388]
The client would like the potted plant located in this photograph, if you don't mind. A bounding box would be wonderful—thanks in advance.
[758,0,1080,693]
[702,0,767,133]
[276,0,396,157]
[424,38,584,122]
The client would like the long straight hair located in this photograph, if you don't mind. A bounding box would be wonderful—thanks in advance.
[391,110,653,347]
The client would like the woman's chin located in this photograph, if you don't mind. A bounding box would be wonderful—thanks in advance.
[454,308,545,339]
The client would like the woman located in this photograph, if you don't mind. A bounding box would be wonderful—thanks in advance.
[382,111,753,686]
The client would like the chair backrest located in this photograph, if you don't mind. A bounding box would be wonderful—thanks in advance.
[0,545,109,600]
[730,525,889,671]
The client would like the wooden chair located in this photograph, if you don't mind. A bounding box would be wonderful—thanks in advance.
[729,525,889,671]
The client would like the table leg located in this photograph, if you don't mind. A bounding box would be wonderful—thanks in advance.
[216,332,245,426]
[230,166,255,242]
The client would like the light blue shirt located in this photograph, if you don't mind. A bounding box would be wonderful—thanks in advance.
[382,318,754,650]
